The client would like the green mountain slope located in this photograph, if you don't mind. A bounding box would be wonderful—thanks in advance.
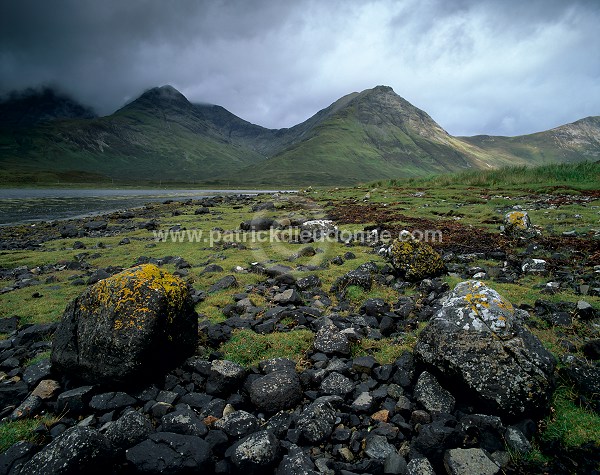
[460,116,600,164]
[0,86,269,184]
[0,84,598,186]
[228,86,520,185]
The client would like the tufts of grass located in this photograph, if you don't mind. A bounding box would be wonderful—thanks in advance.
[218,329,314,368]
[24,350,51,368]
[0,417,49,452]
[351,337,415,365]
[344,283,399,309]
[540,385,600,448]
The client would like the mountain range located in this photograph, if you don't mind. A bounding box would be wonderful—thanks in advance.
[1,85,598,186]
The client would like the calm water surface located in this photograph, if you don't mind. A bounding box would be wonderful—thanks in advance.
[0,189,287,226]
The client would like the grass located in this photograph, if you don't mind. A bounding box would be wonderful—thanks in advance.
[350,337,414,365]
[541,385,600,448]
[24,350,51,368]
[0,417,51,452]
[384,161,600,193]
[218,329,314,368]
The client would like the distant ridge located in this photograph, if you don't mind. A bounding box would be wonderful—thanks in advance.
[0,84,598,185]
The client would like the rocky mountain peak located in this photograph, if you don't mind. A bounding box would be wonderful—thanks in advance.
[133,85,191,110]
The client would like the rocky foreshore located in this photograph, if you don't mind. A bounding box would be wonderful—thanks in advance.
[0,192,599,474]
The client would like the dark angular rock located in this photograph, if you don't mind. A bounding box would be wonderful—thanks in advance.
[51,265,197,386]
[126,432,212,474]
[20,426,112,475]
[275,446,319,475]
[583,339,600,360]
[214,410,259,438]
[7,394,43,421]
[13,323,56,346]
[297,400,337,443]
[351,392,375,413]
[407,458,436,475]
[314,321,350,356]
[361,299,391,317]
[22,358,52,386]
[259,358,297,374]
[241,218,279,231]
[320,372,354,396]
[206,360,246,396]
[443,448,500,475]
[0,440,36,475]
[352,356,377,374]
[178,392,213,410]
[273,289,304,306]
[56,385,94,415]
[209,275,238,293]
[250,370,303,413]
[0,381,28,411]
[104,410,154,451]
[414,371,455,414]
[296,275,322,291]
[86,269,110,285]
[0,316,19,333]
[84,220,108,231]
[203,264,224,273]
[89,391,137,412]
[229,430,280,473]
[413,422,460,464]
[364,434,396,461]
[160,409,208,437]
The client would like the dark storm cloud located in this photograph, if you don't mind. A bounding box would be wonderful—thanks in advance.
[1,0,598,136]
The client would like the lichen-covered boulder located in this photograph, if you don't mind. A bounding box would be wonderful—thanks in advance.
[386,235,446,282]
[414,281,556,417]
[503,211,539,238]
[51,264,198,386]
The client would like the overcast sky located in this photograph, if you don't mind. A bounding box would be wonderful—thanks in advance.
[1,0,598,136]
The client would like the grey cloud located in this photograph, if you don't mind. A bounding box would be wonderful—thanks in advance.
[0,0,598,136]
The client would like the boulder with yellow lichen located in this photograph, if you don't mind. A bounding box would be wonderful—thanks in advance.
[414,280,556,418]
[386,234,446,282]
[51,264,198,386]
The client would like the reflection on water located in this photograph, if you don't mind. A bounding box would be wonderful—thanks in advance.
[0,189,287,226]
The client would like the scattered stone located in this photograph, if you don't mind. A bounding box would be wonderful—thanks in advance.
[104,410,154,451]
[229,430,281,472]
[407,458,436,475]
[250,370,303,413]
[209,275,238,293]
[313,321,350,356]
[206,360,246,396]
[319,372,354,396]
[214,410,260,439]
[364,434,396,461]
[443,448,500,475]
[20,427,112,474]
[31,379,61,400]
[414,371,455,414]
[583,339,600,360]
[126,432,212,473]
[521,258,547,274]
[297,400,337,443]
[504,426,531,454]
[89,392,137,412]
[160,409,208,437]
[273,289,303,306]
